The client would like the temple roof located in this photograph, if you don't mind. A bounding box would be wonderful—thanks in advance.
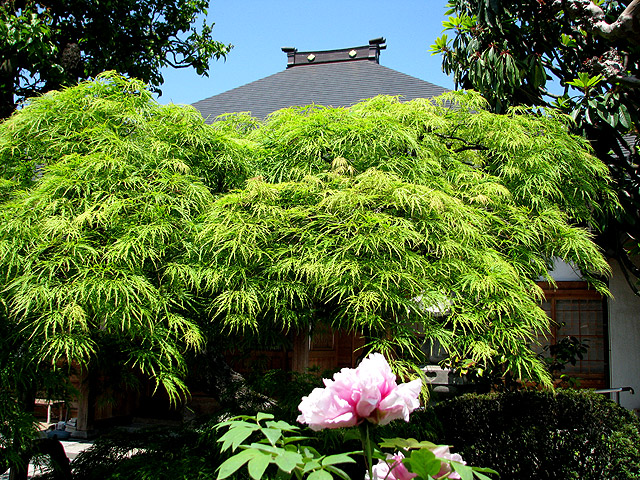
[192,38,449,122]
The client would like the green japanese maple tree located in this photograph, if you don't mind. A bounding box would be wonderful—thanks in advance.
[189,93,615,384]
[0,73,252,464]
[0,75,617,475]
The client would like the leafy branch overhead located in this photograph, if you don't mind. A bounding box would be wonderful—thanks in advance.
[0,75,616,407]
[190,92,614,385]
[0,0,231,118]
[433,0,640,293]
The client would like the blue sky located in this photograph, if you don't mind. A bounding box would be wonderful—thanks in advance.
[157,0,455,106]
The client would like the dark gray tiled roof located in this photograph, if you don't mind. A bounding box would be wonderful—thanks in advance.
[192,60,449,122]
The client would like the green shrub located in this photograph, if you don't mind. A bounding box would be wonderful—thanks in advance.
[374,408,441,445]
[35,386,640,480]
[245,368,325,423]
[34,422,226,480]
[430,389,640,480]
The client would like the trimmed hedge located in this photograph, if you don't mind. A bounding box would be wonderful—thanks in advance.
[432,389,640,480]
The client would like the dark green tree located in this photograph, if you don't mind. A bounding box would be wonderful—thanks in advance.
[431,0,640,292]
[0,0,231,118]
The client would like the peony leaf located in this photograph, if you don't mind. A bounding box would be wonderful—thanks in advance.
[379,437,437,450]
[274,450,302,473]
[247,453,271,480]
[473,472,493,480]
[256,412,274,423]
[261,427,282,446]
[218,425,258,452]
[248,443,282,455]
[324,465,352,480]
[472,466,500,476]
[404,449,440,479]
[302,460,322,473]
[307,470,333,480]
[452,462,474,480]
[282,436,313,444]
[321,453,357,466]
[217,449,258,480]
[266,419,299,431]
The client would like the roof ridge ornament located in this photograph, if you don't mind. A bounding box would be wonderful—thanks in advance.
[281,37,386,68]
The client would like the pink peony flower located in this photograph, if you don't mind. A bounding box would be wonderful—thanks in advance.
[297,353,422,431]
[366,453,417,480]
[432,445,466,479]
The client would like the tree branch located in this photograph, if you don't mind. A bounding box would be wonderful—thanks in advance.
[539,88,563,100]
[609,73,640,87]
[432,132,489,153]
[454,144,489,153]
[553,0,640,44]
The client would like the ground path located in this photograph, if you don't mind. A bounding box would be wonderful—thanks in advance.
[0,439,93,479]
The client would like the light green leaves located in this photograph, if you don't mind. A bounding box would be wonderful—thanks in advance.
[247,453,271,479]
[200,93,613,386]
[307,470,333,480]
[320,453,357,467]
[442,14,476,32]
[217,449,262,479]
[560,34,577,48]
[0,73,248,404]
[217,421,261,452]
[275,450,305,472]
[379,437,438,451]
[429,34,450,55]
[567,73,604,94]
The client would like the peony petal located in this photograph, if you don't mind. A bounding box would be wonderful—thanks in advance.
[357,353,398,397]
[431,445,451,458]
[297,386,358,430]
[431,445,466,479]
[297,353,421,429]
[354,378,382,418]
[376,378,422,425]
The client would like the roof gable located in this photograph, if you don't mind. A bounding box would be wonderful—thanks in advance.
[192,39,449,122]
[193,62,449,122]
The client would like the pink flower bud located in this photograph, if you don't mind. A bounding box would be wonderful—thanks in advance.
[367,453,417,480]
[432,445,467,479]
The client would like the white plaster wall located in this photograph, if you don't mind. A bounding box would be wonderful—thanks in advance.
[608,260,640,411]
[545,258,583,281]
[550,259,583,281]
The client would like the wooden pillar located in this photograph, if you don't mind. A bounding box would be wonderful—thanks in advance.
[74,368,93,438]
[292,330,310,373]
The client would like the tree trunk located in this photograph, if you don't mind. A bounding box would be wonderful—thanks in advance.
[0,98,15,120]
[0,70,16,120]
[197,352,275,413]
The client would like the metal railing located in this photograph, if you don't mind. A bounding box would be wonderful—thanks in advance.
[594,386,635,405]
